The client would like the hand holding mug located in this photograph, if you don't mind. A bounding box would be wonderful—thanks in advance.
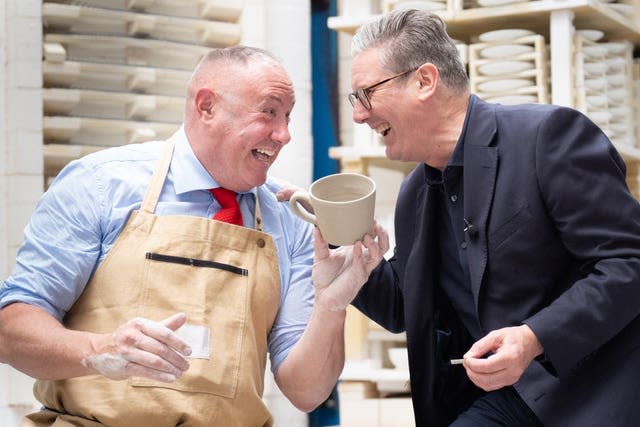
[289,173,376,247]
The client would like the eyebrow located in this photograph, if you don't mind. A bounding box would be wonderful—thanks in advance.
[264,95,296,110]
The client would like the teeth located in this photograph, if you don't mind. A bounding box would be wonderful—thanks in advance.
[255,148,275,157]
[375,123,390,136]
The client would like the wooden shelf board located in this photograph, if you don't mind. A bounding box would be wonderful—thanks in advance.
[43,3,241,47]
[329,146,417,174]
[44,33,212,70]
[44,143,106,176]
[43,0,244,23]
[43,60,191,96]
[44,116,179,146]
[43,88,184,123]
[329,0,640,43]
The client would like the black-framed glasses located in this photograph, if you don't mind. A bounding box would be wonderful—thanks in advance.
[348,68,417,110]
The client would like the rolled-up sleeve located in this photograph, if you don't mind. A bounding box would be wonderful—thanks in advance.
[0,160,103,321]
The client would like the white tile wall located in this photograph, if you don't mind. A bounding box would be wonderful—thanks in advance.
[248,0,314,189]
[0,1,7,281]
[6,130,43,175]
[1,0,43,419]
[0,0,316,425]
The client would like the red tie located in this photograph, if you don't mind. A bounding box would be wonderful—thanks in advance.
[210,187,243,226]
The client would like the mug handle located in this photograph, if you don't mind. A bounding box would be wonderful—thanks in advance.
[289,190,317,225]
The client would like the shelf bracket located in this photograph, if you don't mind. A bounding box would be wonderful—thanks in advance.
[549,10,575,107]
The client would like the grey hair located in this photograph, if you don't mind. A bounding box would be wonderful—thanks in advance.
[351,9,468,90]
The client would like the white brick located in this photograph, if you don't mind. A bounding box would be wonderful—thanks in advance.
[12,0,42,18]
[4,244,20,275]
[7,17,42,64]
[7,173,43,206]
[8,60,43,89]
[7,202,36,247]
[7,130,43,175]
[6,88,43,131]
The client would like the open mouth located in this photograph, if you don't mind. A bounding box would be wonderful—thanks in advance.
[252,148,275,162]
[375,123,391,137]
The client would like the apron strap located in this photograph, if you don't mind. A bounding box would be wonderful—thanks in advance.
[254,192,263,232]
[140,136,176,214]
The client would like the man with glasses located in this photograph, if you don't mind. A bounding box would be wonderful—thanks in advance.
[342,8,640,427]
[348,68,417,110]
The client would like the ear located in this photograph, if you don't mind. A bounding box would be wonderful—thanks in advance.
[194,88,216,120]
[415,63,439,101]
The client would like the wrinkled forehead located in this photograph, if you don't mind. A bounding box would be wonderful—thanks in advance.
[351,48,387,88]
[227,59,295,104]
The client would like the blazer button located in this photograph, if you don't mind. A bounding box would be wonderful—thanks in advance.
[257,238,266,248]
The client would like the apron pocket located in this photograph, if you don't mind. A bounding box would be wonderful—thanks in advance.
[131,251,249,398]
[145,252,248,276]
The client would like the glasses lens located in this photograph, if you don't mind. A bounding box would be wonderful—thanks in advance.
[348,93,358,108]
[357,88,371,110]
[348,89,372,110]
[350,88,371,110]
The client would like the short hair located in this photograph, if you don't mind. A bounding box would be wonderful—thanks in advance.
[351,9,468,90]
[186,45,283,101]
[196,45,280,69]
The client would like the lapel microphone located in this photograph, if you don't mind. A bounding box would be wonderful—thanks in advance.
[463,218,478,237]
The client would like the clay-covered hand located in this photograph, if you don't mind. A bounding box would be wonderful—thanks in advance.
[83,313,192,382]
[275,183,314,214]
[312,222,389,311]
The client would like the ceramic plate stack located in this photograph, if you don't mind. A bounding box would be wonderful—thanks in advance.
[607,1,636,20]
[573,30,609,130]
[603,41,634,148]
[385,0,448,12]
[41,0,244,180]
[469,29,549,105]
[573,30,635,148]
[453,39,469,65]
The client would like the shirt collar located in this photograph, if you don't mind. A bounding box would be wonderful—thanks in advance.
[170,126,257,197]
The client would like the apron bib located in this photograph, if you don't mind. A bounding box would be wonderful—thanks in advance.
[26,138,281,427]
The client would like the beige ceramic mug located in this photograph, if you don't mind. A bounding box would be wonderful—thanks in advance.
[289,173,376,246]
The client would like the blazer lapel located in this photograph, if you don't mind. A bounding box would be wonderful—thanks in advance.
[463,96,498,308]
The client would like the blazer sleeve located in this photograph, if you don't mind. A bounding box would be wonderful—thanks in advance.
[523,107,640,377]
[351,167,428,333]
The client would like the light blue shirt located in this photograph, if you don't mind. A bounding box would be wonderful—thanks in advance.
[0,127,315,373]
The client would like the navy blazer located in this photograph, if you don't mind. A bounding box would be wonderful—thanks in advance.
[353,96,640,426]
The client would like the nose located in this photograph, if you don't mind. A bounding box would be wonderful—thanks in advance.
[271,121,291,145]
[352,102,370,124]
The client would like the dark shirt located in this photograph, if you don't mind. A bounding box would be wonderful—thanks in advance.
[424,106,483,340]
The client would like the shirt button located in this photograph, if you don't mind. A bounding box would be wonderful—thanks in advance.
[257,238,266,248]
[450,195,458,202]
[461,241,468,249]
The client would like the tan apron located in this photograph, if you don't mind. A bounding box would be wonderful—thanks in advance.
[25,138,281,427]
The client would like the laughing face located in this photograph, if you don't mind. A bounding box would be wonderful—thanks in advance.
[196,58,295,192]
[350,49,422,163]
